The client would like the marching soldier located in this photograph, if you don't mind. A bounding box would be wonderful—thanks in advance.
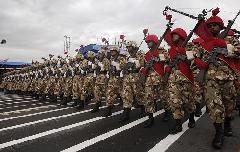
[193,8,240,149]
[119,41,145,122]
[187,38,205,117]
[71,53,85,107]
[164,28,196,133]
[91,48,110,113]
[61,57,74,105]
[139,35,171,128]
[103,46,126,117]
[78,51,96,109]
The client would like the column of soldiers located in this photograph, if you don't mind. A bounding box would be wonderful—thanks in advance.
[0,7,240,150]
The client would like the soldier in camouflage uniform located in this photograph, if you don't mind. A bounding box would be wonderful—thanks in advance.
[103,46,126,117]
[53,57,66,102]
[61,57,74,105]
[118,41,145,122]
[187,38,206,117]
[44,56,57,102]
[192,11,240,149]
[164,28,196,134]
[225,30,240,117]
[91,47,110,113]
[76,51,96,109]
[139,35,171,128]
[71,53,85,107]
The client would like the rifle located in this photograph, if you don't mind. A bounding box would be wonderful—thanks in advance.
[196,48,228,84]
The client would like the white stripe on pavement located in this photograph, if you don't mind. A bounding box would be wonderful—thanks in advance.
[148,107,206,152]
[61,110,164,152]
[0,104,118,132]
[0,105,57,115]
[0,110,123,149]
[0,102,51,110]
[0,107,71,122]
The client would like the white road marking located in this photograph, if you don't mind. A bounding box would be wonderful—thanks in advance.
[0,102,50,110]
[0,105,57,115]
[0,107,72,122]
[0,110,123,149]
[61,110,164,152]
[148,107,207,152]
[0,104,118,132]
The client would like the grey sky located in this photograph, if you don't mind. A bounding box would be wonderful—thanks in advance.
[0,0,239,62]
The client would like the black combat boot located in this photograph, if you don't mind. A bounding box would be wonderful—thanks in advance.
[52,95,58,103]
[144,113,154,128]
[224,117,233,137]
[76,100,84,110]
[40,94,47,102]
[71,99,79,107]
[188,112,196,128]
[91,102,101,113]
[237,104,240,117]
[139,105,146,118]
[212,123,224,149]
[162,110,171,122]
[103,106,113,117]
[195,103,202,117]
[119,108,131,123]
[169,119,182,134]
[61,97,68,105]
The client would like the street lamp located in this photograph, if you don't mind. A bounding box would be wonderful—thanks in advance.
[1,39,6,44]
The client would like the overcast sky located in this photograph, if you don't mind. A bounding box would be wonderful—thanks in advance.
[0,0,239,62]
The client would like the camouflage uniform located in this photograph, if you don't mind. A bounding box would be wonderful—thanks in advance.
[104,46,126,117]
[122,54,145,109]
[93,58,110,103]
[205,64,236,123]
[143,49,170,114]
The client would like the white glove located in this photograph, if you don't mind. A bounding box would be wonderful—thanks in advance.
[227,44,235,56]
[120,71,123,77]
[80,69,84,74]
[128,58,134,63]
[186,51,195,60]
[88,61,92,66]
[159,54,166,61]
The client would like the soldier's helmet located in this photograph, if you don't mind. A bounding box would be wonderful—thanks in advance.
[98,47,107,55]
[109,46,120,52]
[75,53,84,60]
[206,8,224,29]
[126,41,138,48]
[145,35,159,44]
[87,51,96,58]
[171,28,187,40]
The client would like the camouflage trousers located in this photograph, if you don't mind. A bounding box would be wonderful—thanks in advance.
[23,80,31,92]
[144,71,170,113]
[235,76,240,106]
[106,76,121,107]
[169,80,195,119]
[63,77,73,97]
[205,79,236,123]
[44,76,56,95]
[36,79,45,94]
[94,74,107,103]
[122,73,144,108]
[194,81,205,104]
[54,78,64,96]
[72,75,83,100]
[144,84,170,113]
[83,74,94,100]
[29,79,37,92]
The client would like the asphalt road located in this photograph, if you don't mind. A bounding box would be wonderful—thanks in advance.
[0,92,239,152]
